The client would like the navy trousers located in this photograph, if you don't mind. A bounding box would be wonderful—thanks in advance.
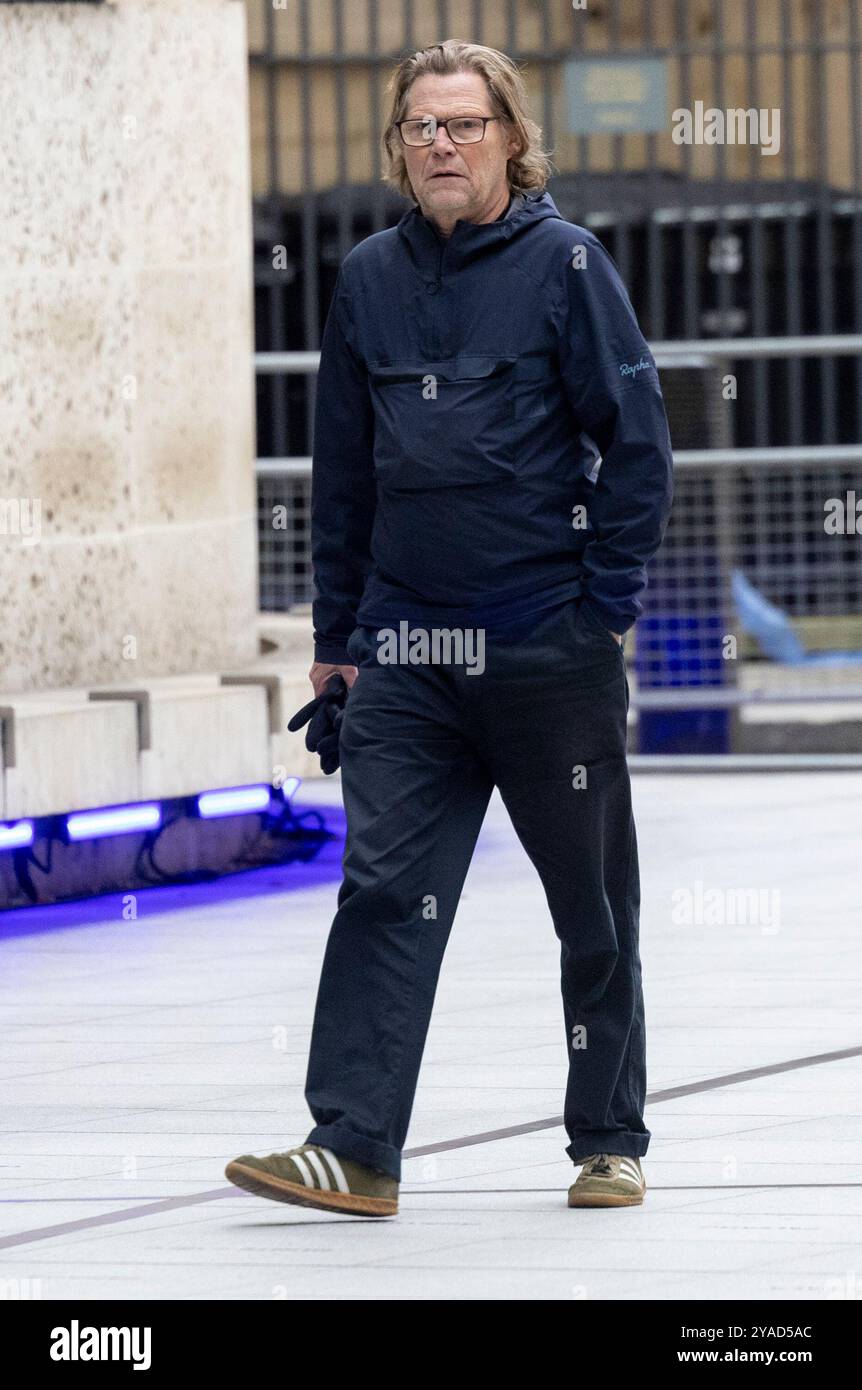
[304,597,651,1181]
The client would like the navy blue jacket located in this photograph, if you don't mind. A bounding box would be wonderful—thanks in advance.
[311,189,674,665]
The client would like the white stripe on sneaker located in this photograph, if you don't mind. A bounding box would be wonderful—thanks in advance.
[317,1147,351,1194]
[619,1160,642,1183]
[304,1150,332,1190]
[290,1153,316,1188]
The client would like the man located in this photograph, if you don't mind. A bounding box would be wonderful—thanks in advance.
[227,40,673,1217]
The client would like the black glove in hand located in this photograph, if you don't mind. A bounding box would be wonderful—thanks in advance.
[287,673,349,775]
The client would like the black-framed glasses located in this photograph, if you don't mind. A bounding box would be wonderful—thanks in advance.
[395,115,502,147]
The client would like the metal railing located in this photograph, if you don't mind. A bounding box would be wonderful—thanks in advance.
[254,333,862,472]
[247,0,862,756]
[254,335,862,747]
[250,0,862,460]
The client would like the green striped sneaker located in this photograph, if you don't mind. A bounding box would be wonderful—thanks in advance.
[224,1144,398,1217]
[567,1153,646,1208]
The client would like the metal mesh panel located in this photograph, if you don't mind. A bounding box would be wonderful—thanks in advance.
[249,0,862,751]
[257,472,313,611]
[636,467,731,690]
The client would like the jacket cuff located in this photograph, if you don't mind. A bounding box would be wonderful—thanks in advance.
[314,642,353,666]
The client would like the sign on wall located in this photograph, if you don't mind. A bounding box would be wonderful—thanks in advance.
[564,56,668,134]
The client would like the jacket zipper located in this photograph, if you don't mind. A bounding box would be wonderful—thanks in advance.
[430,236,444,356]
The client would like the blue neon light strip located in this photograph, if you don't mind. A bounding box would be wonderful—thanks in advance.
[197,785,272,819]
[67,804,161,841]
[0,779,302,851]
[0,820,35,849]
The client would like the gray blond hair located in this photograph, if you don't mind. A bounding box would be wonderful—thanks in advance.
[382,39,554,201]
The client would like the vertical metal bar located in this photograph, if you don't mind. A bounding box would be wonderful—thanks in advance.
[503,0,519,194]
[789,6,817,614]
[471,0,482,45]
[607,0,631,290]
[781,0,803,444]
[263,1,280,220]
[676,0,698,337]
[710,0,737,645]
[334,0,351,266]
[368,0,386,235]
[608,0,624,174]
[541,0,554,163]
[642,0,665,339]
[298,0,319,459]
[570,0,588,175]
[848,0,862,440]
[437,0,450,42]
[264,0,287,461]
[746,0,768,446]
[506,0,517,55]
[809,0,837,442]
[712,0,732,335]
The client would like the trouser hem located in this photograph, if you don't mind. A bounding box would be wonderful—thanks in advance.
[566,1131,650,1165]
[305,1122,402,1182]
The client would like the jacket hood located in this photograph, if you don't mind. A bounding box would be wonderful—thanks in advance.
[396,189,564,271]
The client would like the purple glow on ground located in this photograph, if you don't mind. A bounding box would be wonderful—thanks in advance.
[0,803,348,941]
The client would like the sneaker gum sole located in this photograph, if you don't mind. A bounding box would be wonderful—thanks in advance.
[568,1184,646,1209]
[224,1160,398,1217]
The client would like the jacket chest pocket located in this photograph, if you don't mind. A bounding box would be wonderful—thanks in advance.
[368,356,518,490]
[511,352,555,420]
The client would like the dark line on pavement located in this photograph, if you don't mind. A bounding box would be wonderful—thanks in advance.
[1,1044,859,1250]
[0,1189,237,1251]
[399,1183,862,1192]
[404,1044,862,1158]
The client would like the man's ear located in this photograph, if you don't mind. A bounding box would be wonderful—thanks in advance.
[506,131,521,160]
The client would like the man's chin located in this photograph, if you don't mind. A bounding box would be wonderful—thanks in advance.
[425,179,469,199]
[424,191,472,220]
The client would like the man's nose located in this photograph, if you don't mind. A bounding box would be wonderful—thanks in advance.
[431,125,458,153]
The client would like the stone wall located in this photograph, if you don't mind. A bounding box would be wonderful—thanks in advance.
[0,0,258,692]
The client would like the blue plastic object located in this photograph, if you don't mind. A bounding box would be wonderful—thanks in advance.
[731,569,862,666]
